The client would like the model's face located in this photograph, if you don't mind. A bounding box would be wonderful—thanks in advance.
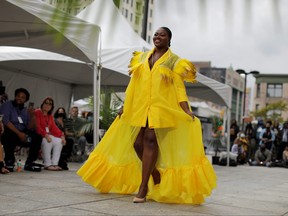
[15,92,27,105]
[153,28,170,48]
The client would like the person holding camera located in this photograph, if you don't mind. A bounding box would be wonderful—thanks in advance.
[0,88,42,172]
[250,143,272,167]
[259,121,275,151]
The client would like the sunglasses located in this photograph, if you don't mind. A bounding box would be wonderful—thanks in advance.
[44,101,53,105]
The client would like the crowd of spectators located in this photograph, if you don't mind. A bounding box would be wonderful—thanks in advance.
[0,87,93,173]
[226,119,288,168]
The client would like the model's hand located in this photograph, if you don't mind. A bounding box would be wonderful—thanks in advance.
[186,111,195,120]
[118,107,123,118]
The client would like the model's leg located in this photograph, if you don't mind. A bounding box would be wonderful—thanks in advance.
[134,128,160,185]
[135,127,159,199]
[134,127,145,159]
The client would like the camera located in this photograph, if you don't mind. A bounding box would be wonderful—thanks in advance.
[26,135,32,143]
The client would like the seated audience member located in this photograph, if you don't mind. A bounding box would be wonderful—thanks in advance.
[35,97,65,171]
[250,143,272,167]
[282,145,288,167]
[54,107,73,170]
[0,120,9,174]
[0,88,42,172]
[231,133,247,164]
[64,106,87,157]
[230,119,240,146]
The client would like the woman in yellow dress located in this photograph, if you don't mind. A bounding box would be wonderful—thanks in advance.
[77,27,217,204]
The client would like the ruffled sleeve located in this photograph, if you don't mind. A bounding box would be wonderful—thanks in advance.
[173,59,197,83]
[128,51,144,76]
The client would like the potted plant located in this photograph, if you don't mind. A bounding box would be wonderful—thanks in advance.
[79,88,123,140]
[208,116,224,164]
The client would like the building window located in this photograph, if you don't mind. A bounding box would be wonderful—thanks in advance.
[125,9,128,18]
[266,83,282,97]
[148,35,151,44]
[131,0,133,7]
[256,83,260,98]
[135,16,140,25]
[130,13,133,22]
[255,104,259,111]
[136,2,141,11]
[149,9,152,17]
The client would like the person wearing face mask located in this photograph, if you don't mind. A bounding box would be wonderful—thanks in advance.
[77,27,216,204]
[0,88,42,172]
[54,107,73,170]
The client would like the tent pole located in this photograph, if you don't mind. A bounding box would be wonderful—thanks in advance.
[93,62,101,147]
[226,86,232,167]
[226,107,231,167]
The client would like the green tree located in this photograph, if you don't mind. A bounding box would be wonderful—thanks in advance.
[251,100,288,122]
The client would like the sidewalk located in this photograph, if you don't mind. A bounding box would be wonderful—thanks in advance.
[0,161,287,216]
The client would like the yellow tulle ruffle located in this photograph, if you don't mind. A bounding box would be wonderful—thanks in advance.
[77,113,217,204]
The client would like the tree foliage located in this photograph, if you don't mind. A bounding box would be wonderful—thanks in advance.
[250,100,288,122]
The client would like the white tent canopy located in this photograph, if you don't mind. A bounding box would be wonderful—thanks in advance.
[0,0,101,108]
[0,47,130,105]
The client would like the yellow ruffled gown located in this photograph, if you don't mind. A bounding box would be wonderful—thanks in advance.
[77,49,217,204]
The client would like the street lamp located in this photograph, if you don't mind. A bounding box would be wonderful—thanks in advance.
[236,69,260,130]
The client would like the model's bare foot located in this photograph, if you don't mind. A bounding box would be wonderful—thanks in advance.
[152,169,161,185]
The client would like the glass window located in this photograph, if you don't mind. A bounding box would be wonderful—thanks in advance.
[135,16,140,25]
[256,83,260,98]
[267,84,282,98]
[255,104,259,111]
[136,2,141,11]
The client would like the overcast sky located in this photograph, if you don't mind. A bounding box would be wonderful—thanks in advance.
[153,0,288,88]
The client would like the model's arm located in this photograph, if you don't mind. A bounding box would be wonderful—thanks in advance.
[179,101,194,118]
